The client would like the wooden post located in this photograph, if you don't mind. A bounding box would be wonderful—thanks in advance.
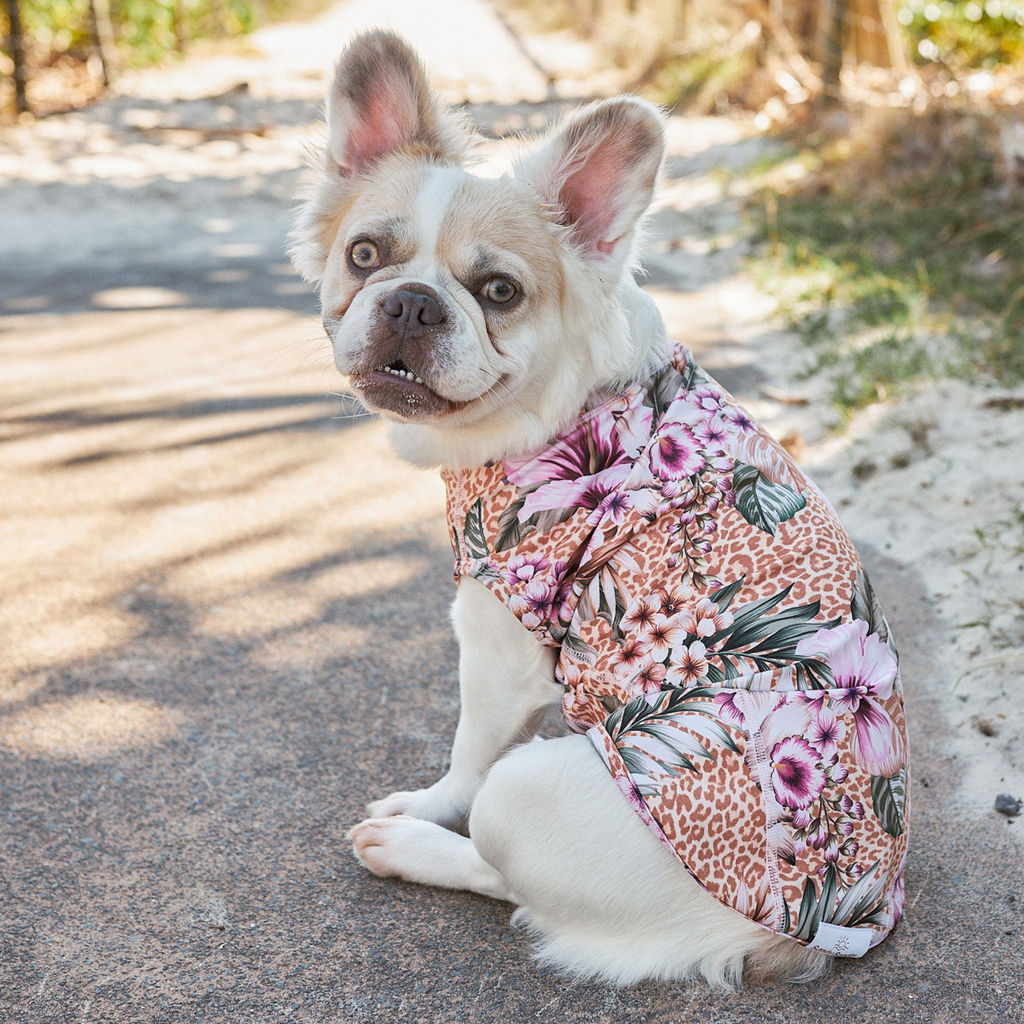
[87,0,116,87]
[4,0,28,115]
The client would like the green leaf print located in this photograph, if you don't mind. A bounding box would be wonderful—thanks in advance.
[463,499,490,561]
[795,863,839,942]
[701,582,838,687]
[870,765,908,838]
[494,494,530,552]
[731,461,807,536]
[851,567,899,660]
[608,687,741,778]
[562,622,598,667]
[851,568,888,641]
[645,364,687,421]
[595,571,629,641]
[494,497,576,553]
[793,862,889,942]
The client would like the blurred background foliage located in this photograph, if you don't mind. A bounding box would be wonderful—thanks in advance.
[8,0,261,68]
[899,0,1024,70]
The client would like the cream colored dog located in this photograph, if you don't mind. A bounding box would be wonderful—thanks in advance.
[291,32,831,988]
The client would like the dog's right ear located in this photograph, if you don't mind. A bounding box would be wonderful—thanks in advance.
[326,31,466,176]
[516,97,664,274]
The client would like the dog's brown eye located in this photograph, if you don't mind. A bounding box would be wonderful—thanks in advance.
[481,277,516,303]
[350,240,379,270]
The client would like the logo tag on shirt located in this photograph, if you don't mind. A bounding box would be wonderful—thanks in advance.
[806,922,873,958]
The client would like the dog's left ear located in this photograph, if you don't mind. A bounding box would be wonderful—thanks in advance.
[517,97,664,271]
[326,31,467,176]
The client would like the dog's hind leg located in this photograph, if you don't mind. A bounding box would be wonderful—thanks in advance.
[349,815,516,901]
[467,733,830,989]
[367,576,561,828]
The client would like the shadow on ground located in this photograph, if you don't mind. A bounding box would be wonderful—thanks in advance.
[1,309,1021,1021]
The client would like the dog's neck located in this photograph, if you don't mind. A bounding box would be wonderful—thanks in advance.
[388,278,672,470]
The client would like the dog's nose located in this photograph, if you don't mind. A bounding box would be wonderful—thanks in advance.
[382,288,444,332]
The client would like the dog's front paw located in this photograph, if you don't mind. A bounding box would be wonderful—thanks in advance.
[348,815,454,881]
[367,783,466,828]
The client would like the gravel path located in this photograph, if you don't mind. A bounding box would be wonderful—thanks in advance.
[1,2,1021,1021]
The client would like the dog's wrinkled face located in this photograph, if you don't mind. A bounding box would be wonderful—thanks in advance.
[318,159,565,422]
[291,31,666,454]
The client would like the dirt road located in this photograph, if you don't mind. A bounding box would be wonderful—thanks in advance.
[1,2,1021,1021]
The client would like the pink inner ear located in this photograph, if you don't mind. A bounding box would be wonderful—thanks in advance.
[558,136,634,255]
[341,83,419,175]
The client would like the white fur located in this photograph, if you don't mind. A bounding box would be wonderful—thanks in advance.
[295,32,830,989]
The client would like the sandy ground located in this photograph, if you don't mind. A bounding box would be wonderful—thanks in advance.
[1,1,1022,1021]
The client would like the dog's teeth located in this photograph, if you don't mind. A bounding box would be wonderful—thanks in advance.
[378,365,423,384]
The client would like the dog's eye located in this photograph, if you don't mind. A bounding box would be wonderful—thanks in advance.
[350,240,380,270]
[481,277,516,304]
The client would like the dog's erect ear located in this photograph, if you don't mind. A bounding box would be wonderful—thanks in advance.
[326,31,466,176]
[517,98,664,267]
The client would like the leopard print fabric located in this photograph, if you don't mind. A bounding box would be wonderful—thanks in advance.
[441,343,908,953]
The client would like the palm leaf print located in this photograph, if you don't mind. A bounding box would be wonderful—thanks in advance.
[701,581,839,686]
[463,499,490,560]
[870,766,908,838]
[608,687,741,778]
[793,862,889,942]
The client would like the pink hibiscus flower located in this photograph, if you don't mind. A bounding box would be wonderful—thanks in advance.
[771,736,827,809]
[682,597,734,638]
[797,620,904,776]
[714,691,746,727]
[504,404,633,519]
[627,657,667,699]
[621,595,660,634]
[502,554,551,588]
[611,636,651,677]
[807,706,847,762]
[647,423,705,481]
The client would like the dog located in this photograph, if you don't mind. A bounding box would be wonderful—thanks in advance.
[290,31,909,988]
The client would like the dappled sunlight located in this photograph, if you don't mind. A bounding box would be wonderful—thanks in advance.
[0,693,184,759]
[2,609,134,680]
[0,302,450,690]
[0,673,49,706]
[93,287,190,309]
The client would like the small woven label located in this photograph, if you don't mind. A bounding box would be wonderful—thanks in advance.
[806,922,873,958]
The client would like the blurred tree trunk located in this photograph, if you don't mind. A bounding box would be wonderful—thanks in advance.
[88,0,116,87]
[4,0,28,114]
[877,0,909,72]
[820,0,845,106]
[172,0,189,53]
[746,0,821,90]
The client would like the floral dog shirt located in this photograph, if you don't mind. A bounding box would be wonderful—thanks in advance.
[441,343,908,956]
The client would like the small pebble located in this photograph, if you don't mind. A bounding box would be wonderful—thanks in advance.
[994,794,1022,818]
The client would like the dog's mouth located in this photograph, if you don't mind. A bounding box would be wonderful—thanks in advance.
[349,359,468,420]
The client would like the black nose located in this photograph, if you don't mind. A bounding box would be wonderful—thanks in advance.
[382,288,444,332]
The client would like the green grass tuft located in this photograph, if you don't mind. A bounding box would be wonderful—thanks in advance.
[749,107,1024,419]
